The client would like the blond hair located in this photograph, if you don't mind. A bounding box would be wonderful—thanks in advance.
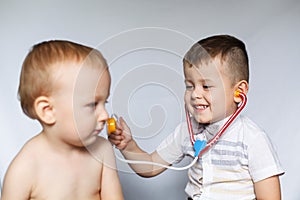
[18,40,107,119]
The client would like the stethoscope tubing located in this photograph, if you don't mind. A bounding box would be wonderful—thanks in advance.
[185,92,247,157]
[112,92,247,170]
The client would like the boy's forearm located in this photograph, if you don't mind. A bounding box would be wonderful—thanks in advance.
[120,140,166,177]
[121,140,153,176]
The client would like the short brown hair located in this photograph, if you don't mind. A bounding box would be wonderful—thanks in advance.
[184,35,249,85]
[18,40,107,119]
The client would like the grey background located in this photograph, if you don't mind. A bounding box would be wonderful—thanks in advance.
[1,0,300,199]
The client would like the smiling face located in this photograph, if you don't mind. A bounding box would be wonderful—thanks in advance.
[50,61,111,147]
[184,57,238,124]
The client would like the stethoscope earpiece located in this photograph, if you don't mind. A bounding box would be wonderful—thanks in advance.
[234,90,241,97]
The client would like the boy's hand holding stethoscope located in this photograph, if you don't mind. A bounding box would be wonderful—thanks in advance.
[107,116,133,151]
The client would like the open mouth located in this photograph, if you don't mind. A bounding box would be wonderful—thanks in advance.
[194,105,209,111]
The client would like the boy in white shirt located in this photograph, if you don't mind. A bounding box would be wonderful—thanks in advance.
[109,35,284,199]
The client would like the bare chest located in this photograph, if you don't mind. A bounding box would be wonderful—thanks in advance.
[30,155,102,200]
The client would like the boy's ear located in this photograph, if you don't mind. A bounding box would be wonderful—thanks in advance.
[233,80,249,103]
[34,96,56,125]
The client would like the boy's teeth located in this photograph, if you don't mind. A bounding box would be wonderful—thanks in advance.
[196,105,207,109]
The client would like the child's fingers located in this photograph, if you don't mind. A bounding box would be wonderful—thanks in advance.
[108,137,121,145]
[115,122,123,132]
[108,134,124,147]
[108,136,127,150]
[113,128,122,135]
[108,116,132,150]
[108,131,124,140]
[119,117,129,130]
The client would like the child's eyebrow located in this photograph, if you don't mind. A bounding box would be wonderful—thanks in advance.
[184,78,214,83]
[184,79,193,84]
[202,78,214,83]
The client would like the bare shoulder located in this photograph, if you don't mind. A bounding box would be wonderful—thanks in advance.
[87,136,116,165]
[2,135,43,198]
[90,137,123,199]
[88,136,114,153]
[7,135,41,172]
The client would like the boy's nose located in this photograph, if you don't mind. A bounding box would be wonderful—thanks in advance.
[96,108,109,122]
[191,86,204,99]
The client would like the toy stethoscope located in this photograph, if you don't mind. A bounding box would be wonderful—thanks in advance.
[107,90,247,171]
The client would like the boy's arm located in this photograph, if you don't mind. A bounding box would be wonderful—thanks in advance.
[108,117,170,177]
[254,175,281,200]
[100,140,124,200]
[1,157,32,200]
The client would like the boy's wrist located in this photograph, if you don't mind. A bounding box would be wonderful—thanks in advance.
[121,139,137,153]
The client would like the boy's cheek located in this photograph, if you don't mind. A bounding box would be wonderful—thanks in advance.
[184,92,191,103]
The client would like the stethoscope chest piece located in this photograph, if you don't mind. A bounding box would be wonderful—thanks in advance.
[107,117,117,135]
[193,140,207,157]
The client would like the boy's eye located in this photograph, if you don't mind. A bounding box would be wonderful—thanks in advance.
[87,100,109,109]
[203,85,212,89]
[185,85,194,90]
[88,102,98,108]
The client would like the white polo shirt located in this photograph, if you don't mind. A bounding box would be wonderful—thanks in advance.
[157,115,284,200]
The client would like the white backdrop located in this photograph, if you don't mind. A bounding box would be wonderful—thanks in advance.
[1,1,300,199]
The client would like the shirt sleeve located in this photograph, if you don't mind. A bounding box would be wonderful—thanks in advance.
[156,123,186,164]
[247,130,285,182]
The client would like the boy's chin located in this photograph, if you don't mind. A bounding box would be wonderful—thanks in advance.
[80,135,98,147]
[193,115,212,124]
